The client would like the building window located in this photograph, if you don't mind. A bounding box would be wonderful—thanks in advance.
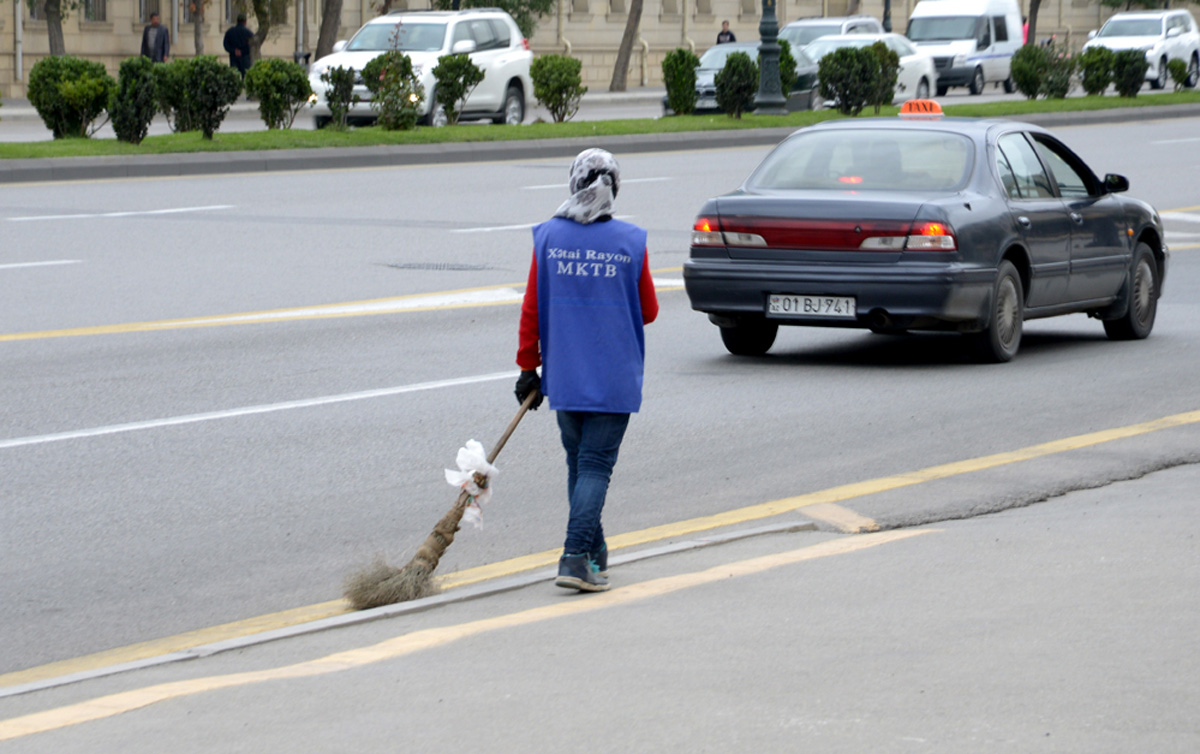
[140,0,161,22]
[84,0,107,21]
[29,0,45,20]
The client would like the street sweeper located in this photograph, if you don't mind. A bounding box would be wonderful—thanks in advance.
[515,148,659,593]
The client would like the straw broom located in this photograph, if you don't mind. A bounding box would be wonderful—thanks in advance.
[344,391,539,610]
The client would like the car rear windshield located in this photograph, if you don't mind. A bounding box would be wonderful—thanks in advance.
[1097,18,1163,37]
[780,23,842,47]
[347,22,448,52]
[698,45,757,69]
[747,129,974,192]
[805,37,877,60]
[906,16,981,42]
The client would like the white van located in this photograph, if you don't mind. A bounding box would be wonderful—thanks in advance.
[905,0,1023,95]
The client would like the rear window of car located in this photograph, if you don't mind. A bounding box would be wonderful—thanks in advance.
[780,23,842,47]
[747,129,974,192]
[347,21,447,52]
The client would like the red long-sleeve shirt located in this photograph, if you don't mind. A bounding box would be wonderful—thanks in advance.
[516,249,659,370]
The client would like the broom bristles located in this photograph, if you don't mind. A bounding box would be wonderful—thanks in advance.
[343,557,439,610]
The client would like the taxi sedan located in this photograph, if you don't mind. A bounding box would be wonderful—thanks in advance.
[683,114,1168,362]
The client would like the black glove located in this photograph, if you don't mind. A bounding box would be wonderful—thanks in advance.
[515,370,543,410]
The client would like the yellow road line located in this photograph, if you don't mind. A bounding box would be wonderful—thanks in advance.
[4,406,1198,693]
[0,268,685,343]
[0,529,935,742]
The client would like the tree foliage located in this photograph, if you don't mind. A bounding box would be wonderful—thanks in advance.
[531,54,588,122]
[432,53,486,125]
[818,46,875,116]
[714,51,757,119]
[1078,46,1115,96]
[244,58,313,129]
[662,48,700,115]
[1011,44,1049,99]
[320,65,359,129]
[110,55,159,144]
[28,55,115,138]
[867,40,900,113]
[363,51,424,130]
[1112,49,1149,97]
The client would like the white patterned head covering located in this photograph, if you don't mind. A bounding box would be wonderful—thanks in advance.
[554,148,620,225]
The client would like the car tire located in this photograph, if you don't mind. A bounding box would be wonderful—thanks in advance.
[1150,56,1168,90]
[421,91,449,127]
[1186,53,1199,88]
[719,318,778,356]
[493,84,525,125]
[968,67,985,95]
[916,78,930,99]
[1003,75,1016,93]
[970,260,1023,363]
[1103,243,1158,341]
[936,83,949,97]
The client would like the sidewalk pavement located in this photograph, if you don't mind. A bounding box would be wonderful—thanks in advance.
[3,92,1199,185]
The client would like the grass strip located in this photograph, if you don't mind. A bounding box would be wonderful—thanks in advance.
[3,91,1199,160]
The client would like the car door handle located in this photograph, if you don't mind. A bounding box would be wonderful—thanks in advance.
[1070,212,1084,225]
[1017,216,1032,228]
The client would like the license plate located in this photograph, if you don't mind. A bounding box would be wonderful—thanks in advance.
[767,294,857,319]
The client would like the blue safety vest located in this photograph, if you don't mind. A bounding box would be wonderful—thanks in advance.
[532,216,648,413]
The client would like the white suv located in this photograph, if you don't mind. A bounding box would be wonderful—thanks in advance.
[308,9,534,127]
[1084,10,1200,90]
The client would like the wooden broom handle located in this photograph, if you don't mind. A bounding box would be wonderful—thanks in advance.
[487,389,540,464]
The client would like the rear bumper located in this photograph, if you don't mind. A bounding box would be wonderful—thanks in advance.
[683,257,998,330]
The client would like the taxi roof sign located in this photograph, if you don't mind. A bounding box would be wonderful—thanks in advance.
[899,99,944,119]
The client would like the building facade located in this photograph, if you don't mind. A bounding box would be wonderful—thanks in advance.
[2,0,1120,97]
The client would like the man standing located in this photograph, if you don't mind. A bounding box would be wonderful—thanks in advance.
[224,13,255,77]
[717,20,736,43]
[141,13,170,63]
[515,148,659,593]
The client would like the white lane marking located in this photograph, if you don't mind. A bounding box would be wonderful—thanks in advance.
[4,205,234,222]
[0,372,517,451]
[452,214,637,234]
[0,260,82,271]
[1151,137,1200,145]
[1161,212,1200,224]
[523,177,674,191]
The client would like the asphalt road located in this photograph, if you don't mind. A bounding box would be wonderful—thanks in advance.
[2,116,1199,684]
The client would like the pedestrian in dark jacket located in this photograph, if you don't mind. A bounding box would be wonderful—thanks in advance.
[515,148,659,593]
[141,13,170,63]
[224,14,255,77]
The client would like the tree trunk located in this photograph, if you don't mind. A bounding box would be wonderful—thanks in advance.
[847,0,860,15]
[1026,0,1041,46]
[609,0,643,92]
[316,0,344,59]
[193,5,206,56]
[250,0,272,62]
[44,0,66,56]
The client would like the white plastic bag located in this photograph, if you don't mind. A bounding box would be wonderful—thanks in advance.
[444,439,499,528]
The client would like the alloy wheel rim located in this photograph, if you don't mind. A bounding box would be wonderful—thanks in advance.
[1133,259,1154,328]
[996,278,1019,348]
[506,96,522,124]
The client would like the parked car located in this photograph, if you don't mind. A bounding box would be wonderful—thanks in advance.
[804,33,938,101]
[905,0,1022,95]
[308,8,533,128]
[683,115,1167,362]
[1083,10,1200,90]
[778,15,885,50]
[663,41,822,114]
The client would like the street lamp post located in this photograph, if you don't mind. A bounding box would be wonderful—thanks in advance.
[754,0,787,114]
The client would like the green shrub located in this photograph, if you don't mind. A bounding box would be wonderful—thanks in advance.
[320,65,359,129]
[1041,46,1076,99]
[244,58,313,129]
[109,55,158,145]
[1011,44,1049,100]
[1168,58,1189,92]
[777,39,798,95]
[715,51,758,118]
[362,51,424,130]
[432,53,486,125]
[662,48,700,115]
[868,40,900,113]
[1112,50,1148,98]
[187,56,243,138]
[818,46,875,116]
[154,58,198,132]
[1078,46,1114,96]
[530,54,587,123]
[28,55,116,138]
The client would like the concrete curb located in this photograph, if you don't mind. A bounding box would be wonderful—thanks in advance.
[1,102,1198,184]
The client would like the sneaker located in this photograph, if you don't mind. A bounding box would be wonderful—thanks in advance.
[555,553,610,592]
[590,542,608,577]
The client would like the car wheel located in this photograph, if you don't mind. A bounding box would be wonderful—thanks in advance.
[936,83,949,97]
[968,67,985,95]
[493,85,524,125]
[1187,53,1199,88]
[314,115,331,129]
[719,318,778,356]
[970,260,1023,363]
[808,89,824,110]
[1150,56,1168,90]
[916,78,930,99]
[1103,243,1158,341]
[421,91,449,127]
[1003,75,1016,93]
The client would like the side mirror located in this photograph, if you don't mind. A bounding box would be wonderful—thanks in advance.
[333,40,347,53]
[451,39,477,54]
[1087,30,1097,39]
[1104,173,1129,193]
[1166,27,1181,39]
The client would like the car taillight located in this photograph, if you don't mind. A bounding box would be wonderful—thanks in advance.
[691,216,726,246]
[522,38,530,51]
[905,221,957,251]
[695,216,957,252]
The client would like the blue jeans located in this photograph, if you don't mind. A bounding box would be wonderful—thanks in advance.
[556,410,630,555]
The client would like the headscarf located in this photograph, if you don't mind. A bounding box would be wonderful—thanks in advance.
[554,148,621,225]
